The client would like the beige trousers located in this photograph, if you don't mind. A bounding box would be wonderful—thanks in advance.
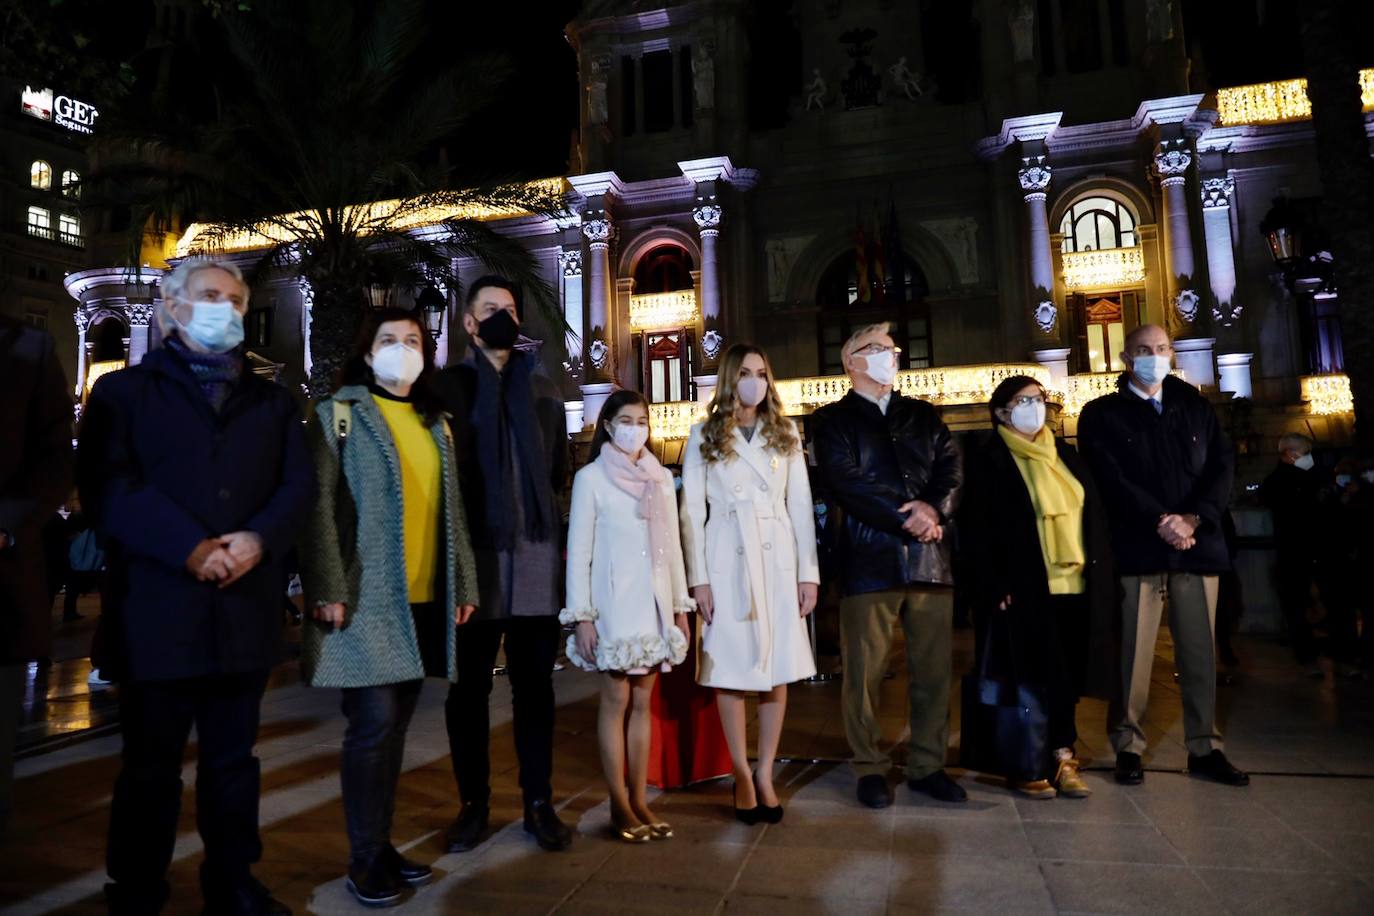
[1110,573,1224,757]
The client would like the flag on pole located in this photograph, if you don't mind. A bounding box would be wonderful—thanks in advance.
[869,202,887,306]
[854,208,871,304]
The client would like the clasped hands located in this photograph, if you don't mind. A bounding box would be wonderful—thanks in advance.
[185,531,264,589]
[1157,513,1199,551]
[900,499,942,543]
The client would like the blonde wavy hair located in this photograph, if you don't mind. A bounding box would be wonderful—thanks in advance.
[699,343,799,463]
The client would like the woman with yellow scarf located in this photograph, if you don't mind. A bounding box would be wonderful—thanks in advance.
[961,376,1118,799]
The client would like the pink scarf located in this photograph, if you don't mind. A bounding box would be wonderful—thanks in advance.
[597,441,672,585]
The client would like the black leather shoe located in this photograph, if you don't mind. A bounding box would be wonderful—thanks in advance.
[1115,751,1144,785]
[202,877,291,916]
[346,858,402,908]
[753,771,783,824]
[1187,750,1250,786]
[907,770,967,803]
[733,780,761,825]
[856,774,893,809]
[524,799,573,851]
[444,802,489,853]
[382,845,433,888]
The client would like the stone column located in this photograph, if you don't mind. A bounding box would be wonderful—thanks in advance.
[1019,155,1066,377]
[1201,176,1240,328]
[299,278,315,381]
[1215,352,1254,399]
[126,303,152,366]
[580,215,616,424]
[560,248,584,382]
[693,199,724,390]
[73,309,90,398]
[1155,139,1214,385]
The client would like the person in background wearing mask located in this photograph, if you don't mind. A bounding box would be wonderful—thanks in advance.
[961,376,1116,799]
[300,308,479,907]
[77,258,313,915]
[430,276,572,854]
[1078,324,1246,788]
[563,390,693,841]
[679,343,819,823]
[1260,434,1322,674]
[811,322,965,809]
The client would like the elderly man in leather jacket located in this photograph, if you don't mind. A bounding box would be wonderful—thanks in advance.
[812,322,965,808]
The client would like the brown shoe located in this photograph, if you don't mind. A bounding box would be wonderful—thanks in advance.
[1053,758,1093,798]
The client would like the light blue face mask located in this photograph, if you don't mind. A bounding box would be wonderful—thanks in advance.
[179,300,245,354]
[1129,354,1171,387]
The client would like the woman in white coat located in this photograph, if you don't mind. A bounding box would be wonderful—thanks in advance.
[680,344,819,824]
[562,390,693,842]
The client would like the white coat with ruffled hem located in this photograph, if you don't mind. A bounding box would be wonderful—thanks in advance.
[679,421,820,690]
[561,457,693,673]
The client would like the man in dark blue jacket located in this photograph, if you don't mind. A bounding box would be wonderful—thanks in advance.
[812,322,964,809]
[1078,324,1247,788]
[78,259,314,915]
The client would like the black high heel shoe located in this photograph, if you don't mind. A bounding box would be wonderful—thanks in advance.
[733,780,761,825]
[753,770,784,824]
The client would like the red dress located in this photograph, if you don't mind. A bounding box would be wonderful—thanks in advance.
[648,614,733,788]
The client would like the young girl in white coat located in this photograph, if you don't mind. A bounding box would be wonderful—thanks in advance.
[680,344,820,824]
[562,390,694,842]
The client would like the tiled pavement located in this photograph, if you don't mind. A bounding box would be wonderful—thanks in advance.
[4,618,1373,915]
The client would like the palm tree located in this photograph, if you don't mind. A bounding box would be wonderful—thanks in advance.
[89,0,566,394]
[1298,0,1374,453]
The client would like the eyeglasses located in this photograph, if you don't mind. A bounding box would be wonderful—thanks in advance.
[854,343,902,357]
[1008,395,1046,408]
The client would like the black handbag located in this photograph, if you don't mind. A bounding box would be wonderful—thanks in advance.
[959,613,1051,782]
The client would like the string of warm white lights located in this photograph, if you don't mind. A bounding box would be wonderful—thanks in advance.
[1217,69,1374,126]
[1061,247,1146,291]
[1300,374,1354,416]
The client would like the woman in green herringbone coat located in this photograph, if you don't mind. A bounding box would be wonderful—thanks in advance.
[299,308,478,907]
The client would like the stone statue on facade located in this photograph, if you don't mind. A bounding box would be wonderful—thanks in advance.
[693,41,716,110]
[888,57,923,100]
[805,69,827,111]
[587,55,610,126]
[1008,0,1035,63]
[1146,0,1174,42]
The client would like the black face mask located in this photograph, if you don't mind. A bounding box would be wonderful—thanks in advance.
[476,309,519,350]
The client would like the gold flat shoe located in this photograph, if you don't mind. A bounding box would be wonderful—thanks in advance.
[1054,759,1093,798]
[611,822,652,843]
[1013,779,1057,799]
[648,822,673,840]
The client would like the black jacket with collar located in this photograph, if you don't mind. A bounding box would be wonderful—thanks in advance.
[1077,373,1233,575]
[811,389,962,594]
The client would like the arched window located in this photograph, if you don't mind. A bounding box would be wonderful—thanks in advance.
[30,160,52,190]
[27,206,52,240]
[1059,195,1137,252]
[633,244,694,293]
[61,169,81,198]
[815,250,931,375]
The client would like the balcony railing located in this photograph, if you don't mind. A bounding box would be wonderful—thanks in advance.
[25,224,85,248]
[1060,369,1190,417]
[1061,246,1145,291]
[27,223,54,241]
[629,290,698,331]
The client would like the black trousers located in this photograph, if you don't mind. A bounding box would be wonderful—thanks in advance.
[341,679,423,867]
[1277,554,1318,663]
[445,616,559,806]
[1045,595,1082,755]
[106,669,270,913]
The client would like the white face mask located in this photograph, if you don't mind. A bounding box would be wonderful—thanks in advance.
[1008,401,1046,436]
[1294,453,1315,471]
[1129,353,1172,387]
[736,376,768,407]
[611,423,649,455]
[369,342,424,386]
[862,350,898,386]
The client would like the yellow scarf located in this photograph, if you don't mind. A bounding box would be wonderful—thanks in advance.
[998,424,1086,594]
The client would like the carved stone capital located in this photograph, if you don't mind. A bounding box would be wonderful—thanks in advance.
[74,309,92,333]
[1200,176,1235,209]
[1154,142,1192,178]
[1017,156,1052,194]
[560,249,583,277]
[126,302,154,326]
[581,218,613,244]
[692,204,723,231]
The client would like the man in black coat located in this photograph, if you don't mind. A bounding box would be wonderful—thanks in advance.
[430,276,572,854]
[1259,433,1321,670]
[1078,324,1247,788]
[78,260,313,915]
[0,318,73,837]
[812,322,965,808]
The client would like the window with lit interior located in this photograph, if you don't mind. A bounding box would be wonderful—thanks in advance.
[1059,196,1136,252]
[59,212,81,243]
[30,160,52,190]
[61,170,81,198]
[27,206,52,240]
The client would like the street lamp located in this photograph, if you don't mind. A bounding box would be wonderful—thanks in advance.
[1260,196,1303,270]
[367,268,393,309]
[416,285,446,340]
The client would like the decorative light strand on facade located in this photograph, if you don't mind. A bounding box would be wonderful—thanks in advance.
[1300,373,1354,416]
[649,401,707,440]
[628,290,699,331]
[1061,246,1146,291]
[1217,69,1374,126]
[1060,369,1191,417]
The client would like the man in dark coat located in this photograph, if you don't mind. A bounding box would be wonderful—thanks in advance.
[431,275,572,853]
[78,259,313,915]
[1078,324,1247,788]
[1259,433,1321,670]
[0,318,73,837]
[812,321,965,808]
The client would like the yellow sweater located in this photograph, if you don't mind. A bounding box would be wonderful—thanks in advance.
[373,394,441,603]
